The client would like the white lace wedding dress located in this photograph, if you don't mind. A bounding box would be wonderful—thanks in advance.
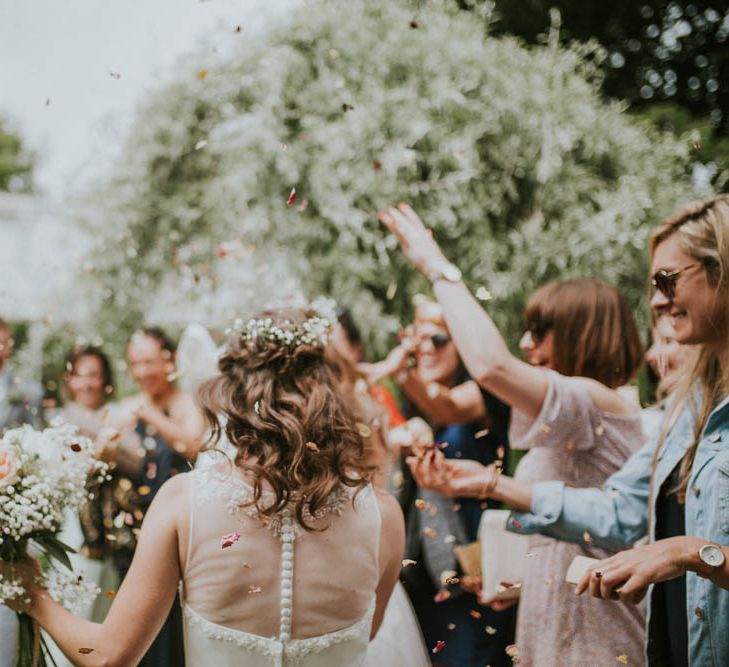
[181,463,381,666]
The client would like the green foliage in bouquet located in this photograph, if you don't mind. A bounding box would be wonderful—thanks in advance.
[82,0,696,359]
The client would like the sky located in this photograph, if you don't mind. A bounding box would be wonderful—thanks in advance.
[0,0,298,199]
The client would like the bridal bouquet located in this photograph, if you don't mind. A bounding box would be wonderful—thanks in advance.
[0,420,108,666]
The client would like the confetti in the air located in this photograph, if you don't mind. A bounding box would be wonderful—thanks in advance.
[432,640,446,654]
[197,69,209,80]
[287,187,297,206]
[475,286,492,302]
[402,559,417,567]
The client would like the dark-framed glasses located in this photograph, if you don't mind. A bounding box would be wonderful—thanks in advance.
[651,263,699,299]
[429,333,451,349]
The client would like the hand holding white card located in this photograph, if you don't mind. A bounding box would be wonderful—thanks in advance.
[565,555,600,585]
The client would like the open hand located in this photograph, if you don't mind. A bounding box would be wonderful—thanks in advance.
[378,203,449,279]
[406,452,497,498]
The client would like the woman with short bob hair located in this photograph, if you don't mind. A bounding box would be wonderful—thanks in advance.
[379,203,647,666]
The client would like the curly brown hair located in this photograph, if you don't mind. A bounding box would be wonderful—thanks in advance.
[197,308,374,530]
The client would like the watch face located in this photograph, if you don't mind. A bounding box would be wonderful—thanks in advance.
[700,544,725,567]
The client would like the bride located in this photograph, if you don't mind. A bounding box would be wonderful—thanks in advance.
[7,308,405,666]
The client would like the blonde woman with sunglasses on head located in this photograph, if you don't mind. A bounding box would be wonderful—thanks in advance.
[392,195,729,667]
[378,204,646,666]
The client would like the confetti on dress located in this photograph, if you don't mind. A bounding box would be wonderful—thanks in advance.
[415,499,426,510]
[539,424,551,433]
[248,585,262,595]
[475,428,490,439]
[70,443,82,452]
[422,527,437,537]
[469,610,482,619]
[220,532,241,549]
[486,625,497,635]
[595,424,605,436]
[373,160,382,170]
[616,655,628,665]
[286,187,297,206]
[103,590,115,598]
[401,559,417,567]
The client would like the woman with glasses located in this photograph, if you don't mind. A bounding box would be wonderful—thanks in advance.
[378,204,646,666]
[363,297,515,666]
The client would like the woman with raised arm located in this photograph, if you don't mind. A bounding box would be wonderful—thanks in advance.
[379,204,646,666]
[4,309,405,667]
[394,196,729,667]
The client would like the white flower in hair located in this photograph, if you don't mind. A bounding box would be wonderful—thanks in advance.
[227,314,332,349]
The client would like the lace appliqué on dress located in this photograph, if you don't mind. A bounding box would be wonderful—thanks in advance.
[182,600,375,667]
[194,465,351,537]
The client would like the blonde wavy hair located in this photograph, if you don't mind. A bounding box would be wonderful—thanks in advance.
[649,194,729,498]
[197,308,374,530]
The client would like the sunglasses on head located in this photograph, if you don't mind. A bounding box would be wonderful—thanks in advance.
[523,320,553,344]
[651,263,699,299]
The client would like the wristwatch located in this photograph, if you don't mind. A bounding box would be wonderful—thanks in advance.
[698,544,726,576]
[428,262,462,284]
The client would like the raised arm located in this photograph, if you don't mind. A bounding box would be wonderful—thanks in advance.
[20,475,187,666]
[379,204,548,419]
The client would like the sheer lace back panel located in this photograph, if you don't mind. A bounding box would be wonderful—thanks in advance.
[181,463,381,666]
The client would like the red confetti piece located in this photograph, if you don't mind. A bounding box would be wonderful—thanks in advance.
[220,532,241,549]
[286,187,297,206]
[693,141,701,150]
[372,160,382,170]
[432,640,446,654]
[469,609,482,619]
[499,581,517,589]
[510,517,523,530]
[70,443,82,452]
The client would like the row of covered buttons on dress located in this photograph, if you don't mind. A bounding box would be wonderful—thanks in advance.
[279,507,295,643]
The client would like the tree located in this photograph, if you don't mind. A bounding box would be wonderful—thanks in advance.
[81,0,695,358]
[0,120,33,192]
[459,0,729,189]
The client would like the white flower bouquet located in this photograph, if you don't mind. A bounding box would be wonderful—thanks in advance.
[0,420,108,666]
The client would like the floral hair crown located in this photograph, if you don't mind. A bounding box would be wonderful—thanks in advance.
[227,315,333,349]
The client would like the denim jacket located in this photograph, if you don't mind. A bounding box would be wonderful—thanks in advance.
[507,394,729,667]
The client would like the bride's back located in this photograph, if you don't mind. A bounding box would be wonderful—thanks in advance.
[180,308,399,666]
[182,462,380,639]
